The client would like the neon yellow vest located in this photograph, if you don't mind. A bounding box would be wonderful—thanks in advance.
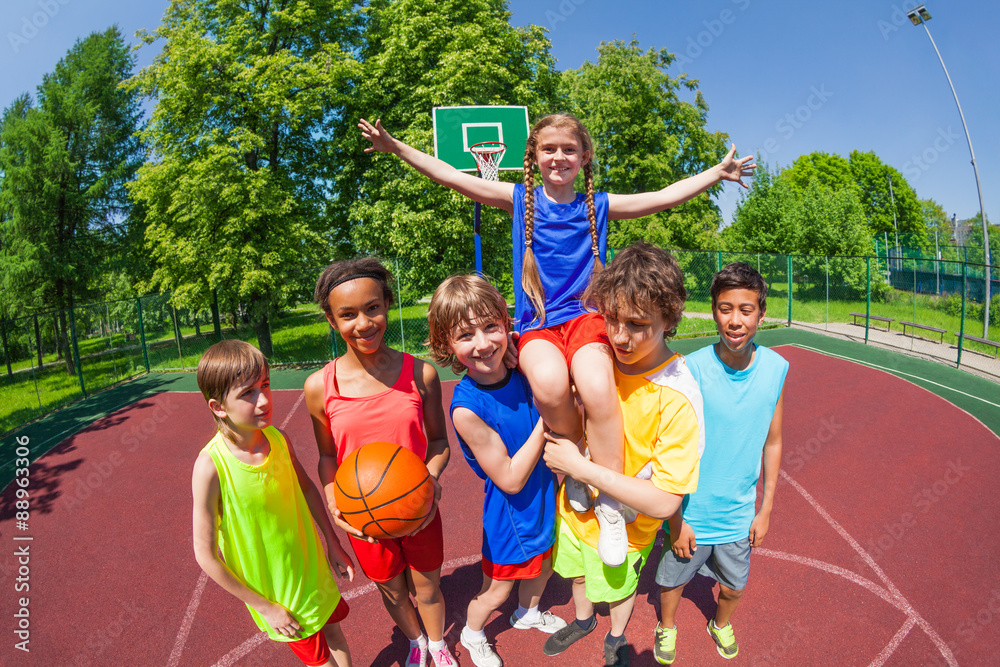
[204,425,341,640]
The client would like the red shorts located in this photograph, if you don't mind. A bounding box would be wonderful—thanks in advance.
[349,511,444,582]
[517,313,610,365]
[287,597,350,666]
[482,547,553,581]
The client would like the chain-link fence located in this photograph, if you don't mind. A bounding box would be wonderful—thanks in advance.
[3,251,998,436]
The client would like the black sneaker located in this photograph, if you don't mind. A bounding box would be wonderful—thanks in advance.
[542,616,597,656]
[604,633,630,666]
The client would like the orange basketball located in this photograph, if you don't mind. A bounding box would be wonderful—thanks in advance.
[333,442,435,539]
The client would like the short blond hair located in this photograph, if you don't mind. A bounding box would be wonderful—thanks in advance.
[196,339,269,432]
[428,275,510,374]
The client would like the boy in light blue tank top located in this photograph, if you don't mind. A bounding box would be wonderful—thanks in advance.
[653,263,788,665]
[428,275,565,667]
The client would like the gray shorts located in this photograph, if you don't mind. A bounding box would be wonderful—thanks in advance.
[655,538,751,591]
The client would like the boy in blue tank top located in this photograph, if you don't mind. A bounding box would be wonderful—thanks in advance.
[653,263,788,664]
[428,275,566,667]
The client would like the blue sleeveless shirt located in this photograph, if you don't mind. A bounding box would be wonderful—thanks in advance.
[511,184,609,334]
[451,369,557,564]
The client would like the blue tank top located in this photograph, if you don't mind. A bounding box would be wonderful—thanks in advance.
[450,369,557,564]
[511,184,609,334]
[683,344,788,544]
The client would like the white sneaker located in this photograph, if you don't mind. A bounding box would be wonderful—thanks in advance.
[620,505,638,524]
[429,645,458,667]
[510,610,569,634]
[594,501,628,567]
[564,476,592,512]
[460,632,503,667]
[405,642,427,667]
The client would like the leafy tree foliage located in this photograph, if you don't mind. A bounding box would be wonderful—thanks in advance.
[331,0,557,295]
[0,28,143,373]
[848,150,923,241]
[560,39,730,251]
[128,0,360,356]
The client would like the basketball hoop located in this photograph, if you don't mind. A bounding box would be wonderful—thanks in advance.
[470,141,506,182]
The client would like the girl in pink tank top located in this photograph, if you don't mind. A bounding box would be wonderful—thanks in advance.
[304,257,457,667]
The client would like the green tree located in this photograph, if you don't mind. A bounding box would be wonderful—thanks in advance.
[848,150,923,242]
[128,0,360,356]
[560,39,730,250]
[780,152,853,191]
[0,28,143,374]
[332,0,557,295]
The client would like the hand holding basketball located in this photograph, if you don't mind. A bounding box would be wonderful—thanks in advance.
[359,118,397,154]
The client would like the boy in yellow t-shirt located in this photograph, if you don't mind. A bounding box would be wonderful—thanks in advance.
[191,340,356,666]
[542,243,704,666]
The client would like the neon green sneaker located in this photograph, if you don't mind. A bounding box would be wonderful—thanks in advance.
[653,624,677,664]
[707,620,739,659]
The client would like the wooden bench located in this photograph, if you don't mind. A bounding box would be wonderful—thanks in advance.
[955,333,1000,358]
[899,320,947,343]
[849,312,894,331]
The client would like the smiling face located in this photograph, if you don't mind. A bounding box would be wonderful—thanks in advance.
[713,287,766,358]
[213,372,272,434]
[603,302,671,375]
[326,277,389,355]
[449,313,508,384]
[534,125,590,193]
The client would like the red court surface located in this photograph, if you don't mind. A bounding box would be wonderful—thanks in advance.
[1,345,997,665]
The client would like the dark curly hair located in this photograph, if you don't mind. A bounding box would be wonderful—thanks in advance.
[582,242,686,338]
[314,257,395,318]
[710,262,767,312]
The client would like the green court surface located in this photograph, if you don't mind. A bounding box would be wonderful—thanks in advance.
[3,328,997,490]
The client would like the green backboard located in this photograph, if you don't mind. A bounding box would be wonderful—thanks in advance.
[432,105,529,172]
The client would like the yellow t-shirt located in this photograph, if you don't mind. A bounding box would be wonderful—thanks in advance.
[558,354,704,551]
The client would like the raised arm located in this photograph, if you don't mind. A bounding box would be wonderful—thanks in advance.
[607,144,756,220]
[191,453,304,638]
[359,118,516,212]
[749,387,784,547]
[303,371,375,544]
[453,410,545,495]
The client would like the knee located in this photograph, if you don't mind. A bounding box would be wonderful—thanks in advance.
[720,586,744,601]
[378,584,409,608]
[573,372,617,416]
[529,374,572,412]
[413,582,443,607]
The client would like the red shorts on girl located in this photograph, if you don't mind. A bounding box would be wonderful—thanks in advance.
[517,313,610,364]
[287,597,350,666]
[348,511,444,582]
[482,547,553,581]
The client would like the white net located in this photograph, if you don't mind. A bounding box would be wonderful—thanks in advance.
[470,142,506,182]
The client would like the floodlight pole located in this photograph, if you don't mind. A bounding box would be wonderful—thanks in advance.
[474,180,484,276]
[908,5,991,339]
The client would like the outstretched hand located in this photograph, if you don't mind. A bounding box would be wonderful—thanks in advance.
[358,118,397,154]
[717,143,757,189]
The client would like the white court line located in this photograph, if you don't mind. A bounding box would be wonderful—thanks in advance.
[753,549,901,611]
[791,342,1000,409]
[168,392,306,667]
[781,470,957,666]
[868,617,917,667]
[212,554,483,666]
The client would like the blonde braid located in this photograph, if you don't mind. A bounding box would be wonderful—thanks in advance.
[522,141,546,324]
[584,161,603,275]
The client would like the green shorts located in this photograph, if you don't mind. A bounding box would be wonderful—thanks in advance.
[551,517,654,603]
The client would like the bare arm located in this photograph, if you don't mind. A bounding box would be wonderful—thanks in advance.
[304,371,375,543]
[191,453,303,638]
[749,387,784,547]
[409,359,450,533]
[607,144,756,220]
[283,428,355,581]
[453,409,545,495]
[359,118,515,212]
[543,433,682,520]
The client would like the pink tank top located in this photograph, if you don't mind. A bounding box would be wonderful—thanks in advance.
[323,353,428,466]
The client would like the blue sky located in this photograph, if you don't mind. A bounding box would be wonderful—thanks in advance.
[2,0,996,228]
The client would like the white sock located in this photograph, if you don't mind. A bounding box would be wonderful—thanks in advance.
[517,604,540,624]
[462,625,486,641]
[428,638,447,651]
[410,634,427,648]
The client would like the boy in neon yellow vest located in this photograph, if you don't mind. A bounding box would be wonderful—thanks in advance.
[192,340,356,666]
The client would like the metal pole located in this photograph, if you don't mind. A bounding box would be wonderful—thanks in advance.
[957,260,966,366]
[137,298,151,373]
[935,230,940,294]
[786,255,793,326]
[68,307,87,398]
[914,12,991,338]
[865,256,872,344]
[395,258,406,352]
[889,176,899,270]
[474,169,484,276]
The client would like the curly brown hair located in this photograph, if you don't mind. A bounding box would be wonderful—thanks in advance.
[314,257,395,319]
[582,242,687,338]
[710,262,767,312]
[427,275,511,375]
